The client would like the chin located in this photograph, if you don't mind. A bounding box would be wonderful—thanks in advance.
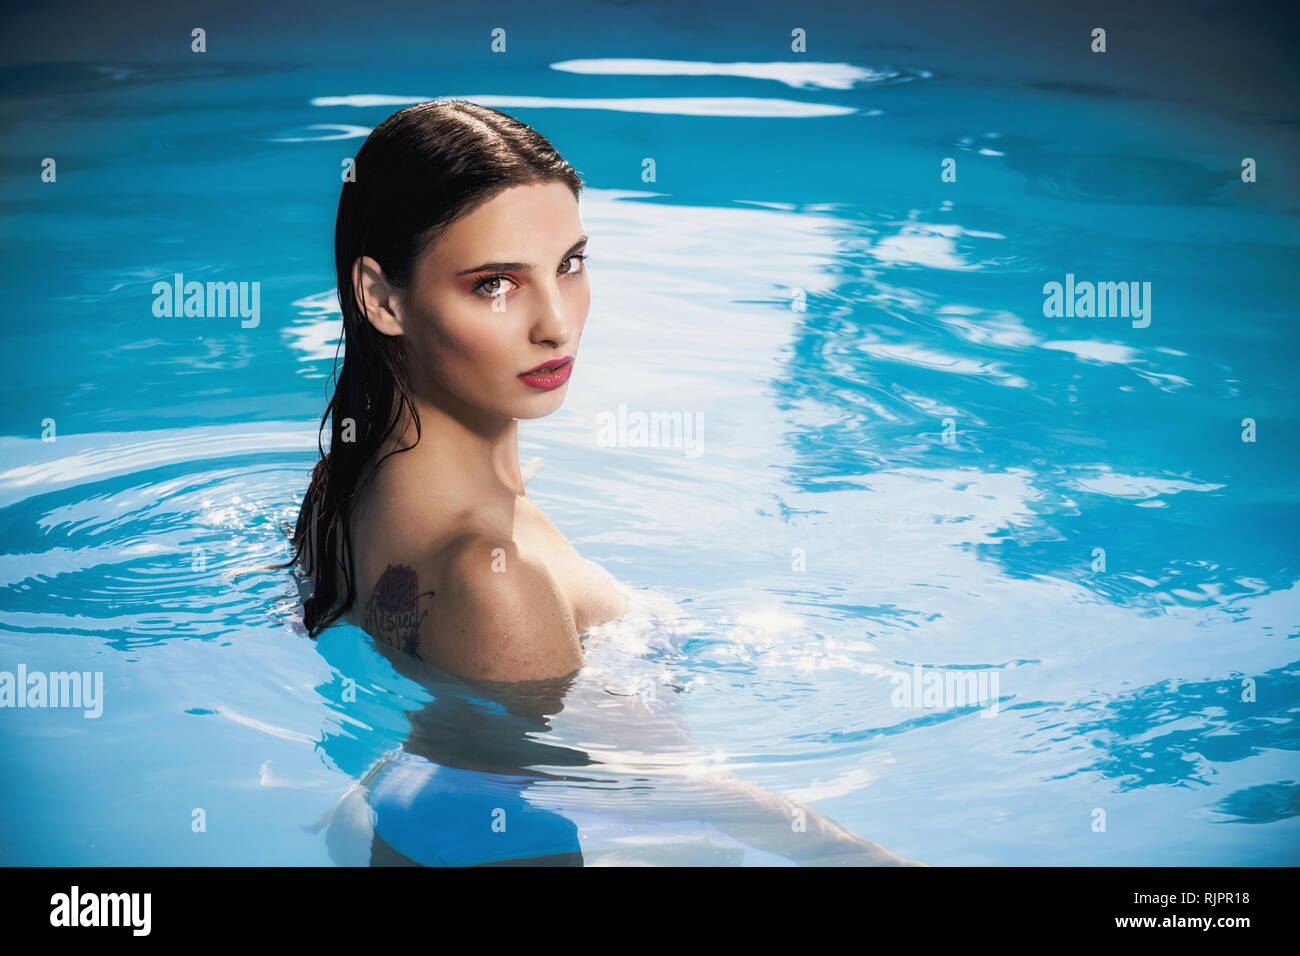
[514,388,568,419]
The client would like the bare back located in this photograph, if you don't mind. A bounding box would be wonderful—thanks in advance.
[340,452,628,681]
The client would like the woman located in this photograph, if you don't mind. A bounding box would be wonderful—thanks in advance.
[289,98,628,681]
[291,100,920,866]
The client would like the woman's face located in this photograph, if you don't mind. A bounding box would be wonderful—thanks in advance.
[380,180,590,422]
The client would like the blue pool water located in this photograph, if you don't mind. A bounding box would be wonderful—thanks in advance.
[1,0,1297,865]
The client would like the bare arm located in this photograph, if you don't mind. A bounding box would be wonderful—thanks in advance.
[413,534,584,683]
[534,673,921,865]
[679,768,922,865]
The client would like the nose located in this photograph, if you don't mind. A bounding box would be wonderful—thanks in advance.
[529,278,578,347]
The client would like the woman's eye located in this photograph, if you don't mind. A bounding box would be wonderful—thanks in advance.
[475,275,519,297]
[476,255,586,298]
[559,253,587,276]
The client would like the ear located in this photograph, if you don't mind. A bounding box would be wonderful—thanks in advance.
[352,255,405,337]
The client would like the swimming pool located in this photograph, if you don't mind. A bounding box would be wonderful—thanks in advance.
[1,0,1297,865]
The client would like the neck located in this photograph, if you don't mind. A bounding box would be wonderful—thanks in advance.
[379,382,525,499]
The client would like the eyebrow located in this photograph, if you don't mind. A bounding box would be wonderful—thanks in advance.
[455,236,588,276]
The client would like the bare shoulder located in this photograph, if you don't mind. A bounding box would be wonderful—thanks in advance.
[412,532,583,682]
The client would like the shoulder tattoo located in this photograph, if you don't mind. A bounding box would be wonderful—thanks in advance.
[362,564,436,656]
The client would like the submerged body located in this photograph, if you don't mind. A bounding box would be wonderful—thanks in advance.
[318,588,924,867]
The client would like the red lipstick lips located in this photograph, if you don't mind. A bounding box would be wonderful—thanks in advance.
[519,355,574,390]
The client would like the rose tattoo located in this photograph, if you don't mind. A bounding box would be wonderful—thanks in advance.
[363,564,436,656]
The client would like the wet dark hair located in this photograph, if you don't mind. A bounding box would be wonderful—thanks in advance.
[286,99,583,636]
